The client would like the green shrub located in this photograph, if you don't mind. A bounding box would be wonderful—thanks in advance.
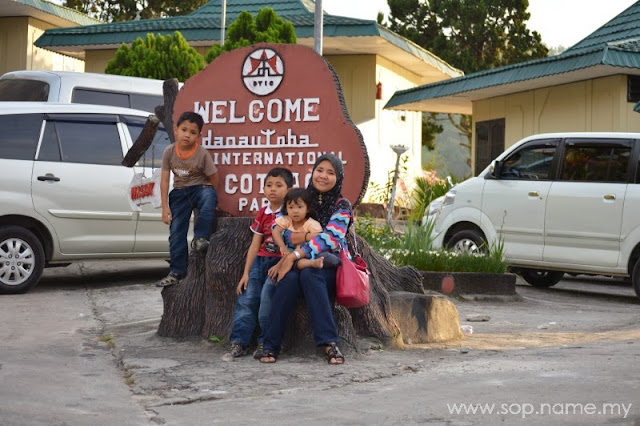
[206,8,296,63]
[106,31,204,80]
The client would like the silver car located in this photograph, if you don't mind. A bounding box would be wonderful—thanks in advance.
[0,102,172,293]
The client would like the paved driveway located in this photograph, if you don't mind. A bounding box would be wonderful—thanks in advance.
[1,262,638,425]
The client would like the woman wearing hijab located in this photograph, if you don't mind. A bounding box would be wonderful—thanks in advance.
[260,153,351,365]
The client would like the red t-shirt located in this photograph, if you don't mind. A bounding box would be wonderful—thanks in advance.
[250,205,282,257]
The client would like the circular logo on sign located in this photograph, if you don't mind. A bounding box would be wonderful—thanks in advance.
[242,48,284,96]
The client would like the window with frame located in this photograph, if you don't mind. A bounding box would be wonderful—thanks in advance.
[0,114,43,160]
[560,140,632,183]
[0,80,49,101]
[37,115,123,166]
[475,118,505,175]
[628,75,640,103]
[500,141,558,180]
[72,88,129,108]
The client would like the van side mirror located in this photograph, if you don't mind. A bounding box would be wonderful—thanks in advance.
[489,160,503,179]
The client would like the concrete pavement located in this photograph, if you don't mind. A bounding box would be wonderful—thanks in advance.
[1,261,639,425]
[0,284,151,425]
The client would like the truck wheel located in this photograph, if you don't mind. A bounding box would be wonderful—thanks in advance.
[0,226,45,294]
[632,259,640,298]
[520,268,564,288]
[447,229,486,254]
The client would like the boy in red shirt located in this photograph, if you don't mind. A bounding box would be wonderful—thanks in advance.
[222,167,293,361]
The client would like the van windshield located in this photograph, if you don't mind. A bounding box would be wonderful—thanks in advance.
[0,79,49,101]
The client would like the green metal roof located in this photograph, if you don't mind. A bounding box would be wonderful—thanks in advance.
[10,0,101,26]
[385,0,640,112]
[34,0,462,81]
[35,14,381,46]
[191,0,317,17]
[563,2,640,56]
[35,0,394,47]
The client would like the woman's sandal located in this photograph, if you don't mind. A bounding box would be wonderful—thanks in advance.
[324,343,345,365]
[259,349,278,364]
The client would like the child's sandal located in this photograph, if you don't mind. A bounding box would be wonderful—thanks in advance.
[324,343,345,365]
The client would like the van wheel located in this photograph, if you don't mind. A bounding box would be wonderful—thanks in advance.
[0,226,45,294]
[631,259,640,298]
[519,269,564,288]
[447,229,486,254]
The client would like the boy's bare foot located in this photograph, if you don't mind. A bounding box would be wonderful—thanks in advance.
[310,257,324,268]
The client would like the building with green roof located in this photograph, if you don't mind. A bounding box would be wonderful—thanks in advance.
[387,1,640,174]
[0,0,100,74]
[34,0,463,196]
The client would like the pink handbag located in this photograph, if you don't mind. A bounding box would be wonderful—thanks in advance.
[336,248,370,308]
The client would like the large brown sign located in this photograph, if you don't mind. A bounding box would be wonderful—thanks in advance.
[173,43,369,217]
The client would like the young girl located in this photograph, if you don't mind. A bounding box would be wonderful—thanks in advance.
[271,188,340,271]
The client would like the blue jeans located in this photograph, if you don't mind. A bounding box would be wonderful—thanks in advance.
[168,185,217,277]
[263,267,338,354]
[229,255,280,347]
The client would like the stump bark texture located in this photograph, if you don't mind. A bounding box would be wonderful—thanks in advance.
[121,114,159,167]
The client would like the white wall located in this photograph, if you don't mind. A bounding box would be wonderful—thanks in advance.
[366,56,423,206]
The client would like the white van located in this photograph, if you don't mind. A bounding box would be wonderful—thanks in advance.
[0,70,165,113]
[425,132,640,298]
[0,102,173,294]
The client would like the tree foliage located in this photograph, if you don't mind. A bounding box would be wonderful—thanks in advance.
[105,31,204,80]
[63,0,206,22]
[386,0,548,74]
[385,1,548,161]
[206,7,296,63]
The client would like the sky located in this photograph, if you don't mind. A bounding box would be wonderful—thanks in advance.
[322,0,638,48]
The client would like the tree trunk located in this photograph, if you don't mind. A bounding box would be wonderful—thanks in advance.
[157,217,424,353]
[120,78,180,168]
[158,78,179,143]
[121,114,160,167]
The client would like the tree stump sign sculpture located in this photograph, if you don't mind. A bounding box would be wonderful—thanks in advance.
[138,43,426,353]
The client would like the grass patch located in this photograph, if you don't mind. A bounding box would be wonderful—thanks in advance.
[124,371,135,386]
[99,334,116,349]
[208,335,225,344]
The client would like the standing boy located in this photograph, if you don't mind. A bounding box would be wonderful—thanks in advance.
[222,167,293,361]
[155,111,218,288]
